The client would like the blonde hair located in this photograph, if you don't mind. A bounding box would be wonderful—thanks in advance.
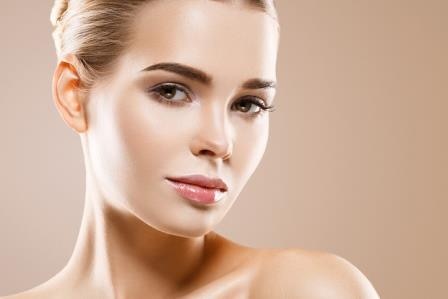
[50,0,278,93]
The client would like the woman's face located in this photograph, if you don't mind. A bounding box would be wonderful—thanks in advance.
[83,0,279,237]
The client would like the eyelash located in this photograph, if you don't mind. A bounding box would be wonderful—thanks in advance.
[146,82,276,118]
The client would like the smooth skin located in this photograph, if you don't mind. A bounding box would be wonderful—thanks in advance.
[2,1,380,298]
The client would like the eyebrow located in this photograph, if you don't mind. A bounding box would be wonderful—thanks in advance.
[140,62,276,90]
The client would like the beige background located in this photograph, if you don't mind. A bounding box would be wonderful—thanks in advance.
[0,1,447,298]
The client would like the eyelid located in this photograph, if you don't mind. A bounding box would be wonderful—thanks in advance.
[147,79,269,102]
[238,95,268,107]
[149,82,192,96]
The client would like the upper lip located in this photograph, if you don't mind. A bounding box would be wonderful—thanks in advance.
[166,174,228,192]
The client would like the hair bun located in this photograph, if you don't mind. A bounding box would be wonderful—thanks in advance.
[50,0,70,27]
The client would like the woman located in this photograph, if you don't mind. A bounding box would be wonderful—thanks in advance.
[3,0,380,298]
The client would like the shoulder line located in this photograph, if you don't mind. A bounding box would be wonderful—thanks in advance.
[248,248,380,299]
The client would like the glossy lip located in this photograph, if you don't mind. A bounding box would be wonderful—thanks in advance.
[165,179,226,205]
[165,174,228,192]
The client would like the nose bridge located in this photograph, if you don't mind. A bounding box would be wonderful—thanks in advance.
[190,100,233,160]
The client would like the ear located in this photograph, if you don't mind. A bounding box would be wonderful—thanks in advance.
[52,54,88,133]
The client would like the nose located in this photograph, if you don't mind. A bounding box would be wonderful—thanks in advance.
[190,104,233,161]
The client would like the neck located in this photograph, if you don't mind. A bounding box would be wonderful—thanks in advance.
[56,174,218,298]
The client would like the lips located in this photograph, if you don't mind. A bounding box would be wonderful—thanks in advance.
[165,174,228,205]
[165,175,228,192]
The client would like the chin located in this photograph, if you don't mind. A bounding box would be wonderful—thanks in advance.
[132,209,221,239]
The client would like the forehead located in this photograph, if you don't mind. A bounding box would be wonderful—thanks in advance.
[124,0,278,86]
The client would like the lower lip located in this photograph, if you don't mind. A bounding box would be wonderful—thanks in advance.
[165,179,225,205]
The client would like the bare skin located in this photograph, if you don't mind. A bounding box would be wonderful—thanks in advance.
[2,1,380,298]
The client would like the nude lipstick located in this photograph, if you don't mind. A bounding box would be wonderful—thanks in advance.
[165,175,228,205]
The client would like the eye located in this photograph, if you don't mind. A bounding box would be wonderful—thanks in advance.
[147,83,190,105]
[232,97,276,117]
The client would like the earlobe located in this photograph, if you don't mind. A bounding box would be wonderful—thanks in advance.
[52,56,88,133]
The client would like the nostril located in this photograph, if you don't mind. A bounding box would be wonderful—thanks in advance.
[199,149,215,156]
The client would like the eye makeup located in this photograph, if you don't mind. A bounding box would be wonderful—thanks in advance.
[145,81,276,118]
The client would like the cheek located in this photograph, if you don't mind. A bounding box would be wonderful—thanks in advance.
[110,92,196,177]
[232,117,269,187]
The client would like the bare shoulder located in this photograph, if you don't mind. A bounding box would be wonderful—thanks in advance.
[248,248,380,299]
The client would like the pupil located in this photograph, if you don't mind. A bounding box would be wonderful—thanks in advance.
[240,102,251,112]
[162,86,175,99]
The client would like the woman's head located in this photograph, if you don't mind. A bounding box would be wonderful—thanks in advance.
[51,0,279,238]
